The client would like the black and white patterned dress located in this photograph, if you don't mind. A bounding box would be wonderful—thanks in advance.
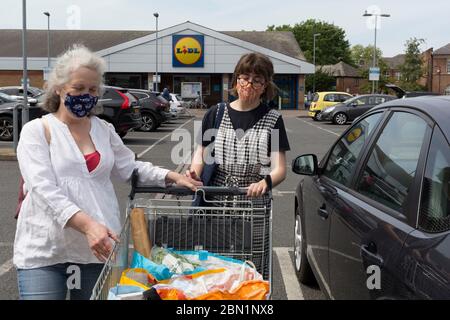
[208,104,281,278]
[210,104,281,208]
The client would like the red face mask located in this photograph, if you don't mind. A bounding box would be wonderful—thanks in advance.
[236,78,265,102]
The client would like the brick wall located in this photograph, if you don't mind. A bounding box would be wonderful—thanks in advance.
[336,77,366,95]
[432,55,450,94]
[0,70,44,88]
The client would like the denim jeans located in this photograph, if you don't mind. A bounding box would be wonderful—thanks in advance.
[17,263,104,300]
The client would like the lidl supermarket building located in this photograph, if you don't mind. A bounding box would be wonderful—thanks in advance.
[0,22,314,109]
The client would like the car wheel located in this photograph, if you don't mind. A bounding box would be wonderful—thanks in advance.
[294,207,315,285]
[313,112,320,121]
[0,116,14,141]
[333,113,348,125]
[140,112,157,132]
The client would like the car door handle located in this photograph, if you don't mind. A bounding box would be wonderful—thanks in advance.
[361,244,384,267]
[317,204,329,220]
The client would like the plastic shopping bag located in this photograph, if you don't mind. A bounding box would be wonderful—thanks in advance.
[108,285,146,300]
[119,268,157,290]
[151,251,269,300]
[131,248,205,281]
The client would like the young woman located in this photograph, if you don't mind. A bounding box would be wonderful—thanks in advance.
[186,53,290,277]
[15,44,201,300]
[187,52,290,199]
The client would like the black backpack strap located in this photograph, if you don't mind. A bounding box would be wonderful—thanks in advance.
[214,102,226,129]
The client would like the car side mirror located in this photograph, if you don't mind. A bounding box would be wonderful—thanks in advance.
[292,154,319,176]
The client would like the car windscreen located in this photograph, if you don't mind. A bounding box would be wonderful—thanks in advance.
[0,92,16,102]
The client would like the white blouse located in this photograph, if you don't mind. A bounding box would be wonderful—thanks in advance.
[14,113,170,269]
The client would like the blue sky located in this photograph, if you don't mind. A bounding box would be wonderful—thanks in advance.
[2,0,449,57]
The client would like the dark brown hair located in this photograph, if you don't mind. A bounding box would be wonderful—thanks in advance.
[230,53,278,101]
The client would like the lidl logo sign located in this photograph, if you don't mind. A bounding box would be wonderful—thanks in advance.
[173,35,204,68]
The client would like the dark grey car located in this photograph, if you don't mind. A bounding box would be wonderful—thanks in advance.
[292,96,450,299]
[318,94,396,125]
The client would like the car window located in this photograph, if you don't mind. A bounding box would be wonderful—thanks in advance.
[324,94,336,102]
[0,92,13,102]
[419,127,450,233]
[323,112,383,187]
[102,89,116,100]
[131,92,148,100]
[353,97,368,106]
[312,93,319,102]
[368,96,387,105]
[356,112,429,214]
[1,89,17,96]
[339,94,351,102]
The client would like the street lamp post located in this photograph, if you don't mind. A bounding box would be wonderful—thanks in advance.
[363,11,390,94]
[313,33,321,93]
[43,12,50,68]
[153,13,159,92]
[22,0,29,127]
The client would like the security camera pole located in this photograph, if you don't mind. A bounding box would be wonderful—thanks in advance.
[44,12,50,68]
[313,33,321,93]
[153,12,159,92]
[22,0,29,127]
[363,10,390,94]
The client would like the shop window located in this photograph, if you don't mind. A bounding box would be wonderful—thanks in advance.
[173,75,211,96]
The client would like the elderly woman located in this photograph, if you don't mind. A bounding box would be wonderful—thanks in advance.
[14,44,201,300]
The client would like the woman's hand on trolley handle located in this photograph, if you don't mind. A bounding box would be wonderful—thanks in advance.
[67,212,120,262]
[166,171,203,191]
[247,179,269,198]
[185,168,202,182]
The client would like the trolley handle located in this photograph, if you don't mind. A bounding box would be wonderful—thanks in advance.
[129,169,247,199]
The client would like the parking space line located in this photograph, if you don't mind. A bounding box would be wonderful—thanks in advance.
[136,118,194,159]
[273,247,304,300]
[297,119,340,137]
[0,259,13,278]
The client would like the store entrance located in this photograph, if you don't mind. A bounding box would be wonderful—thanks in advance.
[273,75,297,109]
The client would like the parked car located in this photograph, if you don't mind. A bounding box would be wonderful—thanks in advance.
[0,87,142,141]
[127,89,170,132]
[0,86,43,100]
[0,94,44,141]
[385,83,440,99]
[292,95,450,299]
[318,94,397,125]
[169,93,190,117]
[97,86,142,138]
[308,92,353,120]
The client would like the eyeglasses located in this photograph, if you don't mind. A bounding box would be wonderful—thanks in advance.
[237,77,265,89]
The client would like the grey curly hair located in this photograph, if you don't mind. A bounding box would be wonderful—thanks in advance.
[42,44,106,114]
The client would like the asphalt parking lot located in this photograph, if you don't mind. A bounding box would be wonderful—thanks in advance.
[0,111,349,300]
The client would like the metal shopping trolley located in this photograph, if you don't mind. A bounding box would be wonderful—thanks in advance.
[90,170,273,300]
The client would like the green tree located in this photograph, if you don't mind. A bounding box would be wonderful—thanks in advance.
[267,19,352,65]
[351,44,383,68]
[350,44,391,94]
[399,38,426,91]
[305,68,336,92]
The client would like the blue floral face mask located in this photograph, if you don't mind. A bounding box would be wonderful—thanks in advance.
[64,93,99,118]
